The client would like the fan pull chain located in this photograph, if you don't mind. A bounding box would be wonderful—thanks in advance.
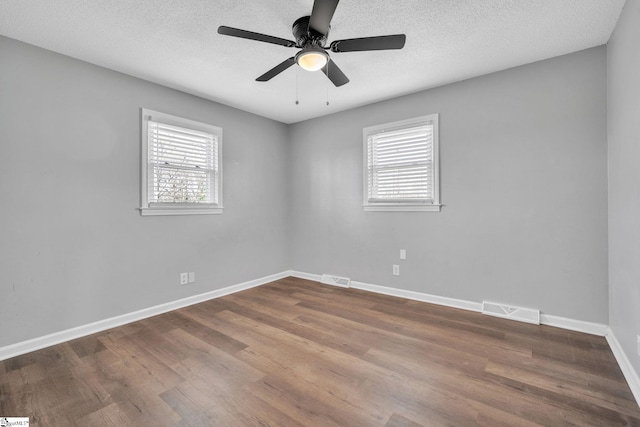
[295,67,299,105]
[326,61,330,106]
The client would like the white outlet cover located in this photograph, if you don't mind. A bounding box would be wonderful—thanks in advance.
[188,272,195,283]
[400,249,407,260]
[393,265,400,276]
[180,273,188,285]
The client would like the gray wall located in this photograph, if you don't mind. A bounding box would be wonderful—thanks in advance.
[289,47,609,323]
[608,0,640,375]
[0,34,612,349]
[0,36,290,347]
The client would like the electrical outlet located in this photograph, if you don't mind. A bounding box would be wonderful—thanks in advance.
[188,272,195,283]
[637,335,640,357]
[180,272,188,285]
[400,249,406,260]
[393,264,400,276]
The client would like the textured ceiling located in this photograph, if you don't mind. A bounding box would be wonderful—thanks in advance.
[0,0,626,124]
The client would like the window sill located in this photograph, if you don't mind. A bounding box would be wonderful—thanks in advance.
[140,207,223,216]
[363,204,441,212]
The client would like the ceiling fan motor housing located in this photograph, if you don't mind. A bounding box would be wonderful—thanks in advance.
[293,16,328,48]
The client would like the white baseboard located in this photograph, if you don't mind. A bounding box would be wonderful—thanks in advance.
[540,314,608,336]
[350,280,483,312]
[0,271,290,361]
[290,271,322,282]
[292,271,481,312]
[606,329,640,406]
[292,271,482,312]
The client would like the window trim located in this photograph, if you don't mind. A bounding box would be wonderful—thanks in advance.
[363,114,441,212]
[140,108,223,216]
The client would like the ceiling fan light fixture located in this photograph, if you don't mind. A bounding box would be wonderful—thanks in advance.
[296,47,328,72]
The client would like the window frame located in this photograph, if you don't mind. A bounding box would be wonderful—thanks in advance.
[363,114,441,212]
[140,108,223,216]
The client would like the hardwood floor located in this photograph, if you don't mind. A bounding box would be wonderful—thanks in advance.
[1,276,639,426]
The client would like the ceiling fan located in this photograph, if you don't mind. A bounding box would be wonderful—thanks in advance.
[217,0,406,87]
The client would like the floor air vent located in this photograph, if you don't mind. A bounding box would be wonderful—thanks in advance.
[482,301,540,325]
[320,274,351,288]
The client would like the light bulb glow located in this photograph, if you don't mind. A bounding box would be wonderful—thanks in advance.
[296,49,328,72]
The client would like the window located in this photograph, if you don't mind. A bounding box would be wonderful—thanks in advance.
[363,114,440,212]
[140,109,222,216]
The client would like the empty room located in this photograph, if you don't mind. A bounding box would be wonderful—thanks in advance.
[1,0,640,425]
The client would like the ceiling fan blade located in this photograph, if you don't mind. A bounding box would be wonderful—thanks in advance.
[256,57,296,82]
[309,0,339,36]
[218,26,296,47]
[330,34,406,52]
[321,59,349,87]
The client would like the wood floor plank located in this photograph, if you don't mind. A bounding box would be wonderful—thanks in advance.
[160,382,244,427]
[231,391,307,427]
[485,360,640,416]
[236,344,395,424]
[296,294,533,360]
[171,310,249,356]
[97,334,185,396]
[247,374,385,427]
[73,402,132,427]
[68,335,108,359]
[385,412,425,427]
[294,311,490,376]
[1,277,638,426]
[364,346,618,427]
[218,312,487,425]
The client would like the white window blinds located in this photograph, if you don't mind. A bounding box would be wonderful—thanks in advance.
[148,120,218,205]
[141,109,222,215]
[364,114,440,211]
